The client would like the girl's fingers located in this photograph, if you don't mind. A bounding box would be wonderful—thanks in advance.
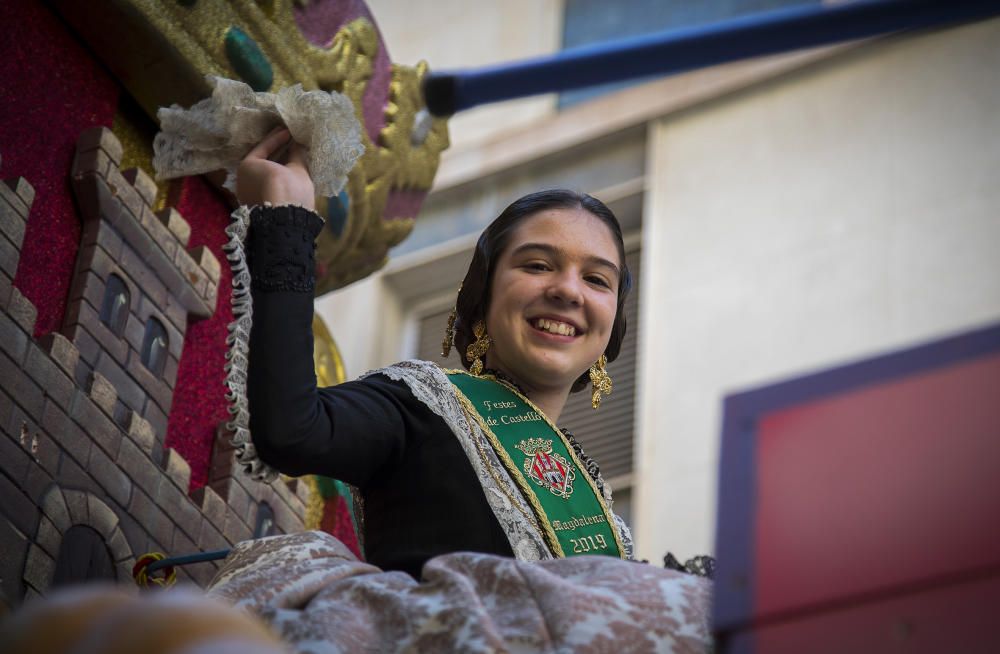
[245,127,291,161]
[285,141,309,170]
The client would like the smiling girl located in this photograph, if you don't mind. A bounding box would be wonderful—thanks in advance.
[235,128,637,575]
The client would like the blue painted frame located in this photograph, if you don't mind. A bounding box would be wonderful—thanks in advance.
[712,321,1000,644]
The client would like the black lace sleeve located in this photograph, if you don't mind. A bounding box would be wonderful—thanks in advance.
[246,204,325,292]
[664,552,717,579]
[560,428,605,497]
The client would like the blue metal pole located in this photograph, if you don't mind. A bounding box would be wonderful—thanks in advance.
[423,0,1000,116]
[146,548,230,573]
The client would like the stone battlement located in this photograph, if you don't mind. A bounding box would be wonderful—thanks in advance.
[61,128,221,445]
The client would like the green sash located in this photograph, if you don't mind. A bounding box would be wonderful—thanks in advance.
[447,371,623,559]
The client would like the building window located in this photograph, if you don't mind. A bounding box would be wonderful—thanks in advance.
[560,0,820,108]
[99,274,130,336]
[141,318,168,377]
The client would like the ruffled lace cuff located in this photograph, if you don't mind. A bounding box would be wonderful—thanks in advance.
[223,205,280,482]
[246,205,325,293]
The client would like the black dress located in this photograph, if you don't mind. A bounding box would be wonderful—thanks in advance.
[244,205,513,578]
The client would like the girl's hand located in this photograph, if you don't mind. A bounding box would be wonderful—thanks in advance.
[236,127,315,210]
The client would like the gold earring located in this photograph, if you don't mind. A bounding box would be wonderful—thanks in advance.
[589,355,612,410]
[442,284,462,357]
[465,321,492,376]
[441,307,457,357]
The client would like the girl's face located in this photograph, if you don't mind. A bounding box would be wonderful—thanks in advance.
[484,207,621,396]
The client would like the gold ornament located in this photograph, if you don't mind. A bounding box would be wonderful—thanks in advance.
[313,313,346,387]
[465,321,492,376]
[300,475,325,531]
[589,355,612,410]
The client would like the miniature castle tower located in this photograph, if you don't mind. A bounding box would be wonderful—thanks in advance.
[65,127,220,457]
[0,131,311,605]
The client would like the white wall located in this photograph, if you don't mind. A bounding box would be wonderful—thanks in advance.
[314,275,401,380]
[635,19,1000,562]
[366,0,563,148]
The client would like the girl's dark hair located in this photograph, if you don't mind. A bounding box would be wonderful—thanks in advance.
[453,189,633,392]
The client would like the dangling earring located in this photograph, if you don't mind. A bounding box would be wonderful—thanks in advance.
[441,283,462,358]
[441,307,457,357]
[589,355,612,410]
[465,321,492,376]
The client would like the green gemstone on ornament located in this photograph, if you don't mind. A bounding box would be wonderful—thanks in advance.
[326,191,350,237]
[224,26,273,92]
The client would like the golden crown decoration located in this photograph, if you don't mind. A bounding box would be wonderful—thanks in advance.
[514,438,554,457]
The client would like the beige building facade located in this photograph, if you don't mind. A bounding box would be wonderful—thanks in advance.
[317,6,1000,562]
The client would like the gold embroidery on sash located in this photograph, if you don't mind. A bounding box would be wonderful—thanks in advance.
[515,438,576,499]
[446,369,626,559]
[457,399,536,525]
[476,372,627,558]
[451,387,564,556]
